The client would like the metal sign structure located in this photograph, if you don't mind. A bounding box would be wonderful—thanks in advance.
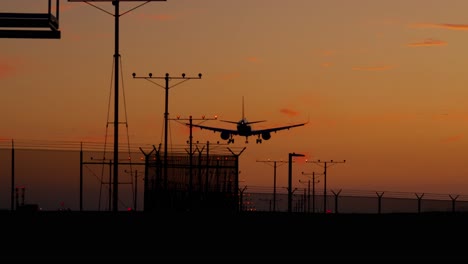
[0,0,61,39]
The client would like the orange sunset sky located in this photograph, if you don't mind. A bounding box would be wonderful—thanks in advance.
[2,0,468,208]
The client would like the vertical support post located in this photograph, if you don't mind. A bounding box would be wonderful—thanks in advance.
[376,191,385,214]
[415,193,424,213]
[10,140,15,211]
[80,142,83,211]
[332,189,342,214]
[163,74,169,191]
[312,172,317,213]
[189,116,193,194]
[288,152,304,213]
[273,162,277,212]
[112,1,120,213]
[449,195,459,213]
[257,159,287,212]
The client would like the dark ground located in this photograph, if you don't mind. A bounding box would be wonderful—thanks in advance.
[1,210,467,262]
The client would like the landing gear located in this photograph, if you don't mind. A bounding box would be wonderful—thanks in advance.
[228,138,234,144]
[256,138,262,144]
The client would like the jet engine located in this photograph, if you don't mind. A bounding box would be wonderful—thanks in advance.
[220,131,230,140]
[261,132,271,140]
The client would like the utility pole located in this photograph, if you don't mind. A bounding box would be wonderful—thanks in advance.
[256,159,287,212]
[307,159,345,213]
[132,72,202,191]
[69,0,167,212]
[288,152,305,213]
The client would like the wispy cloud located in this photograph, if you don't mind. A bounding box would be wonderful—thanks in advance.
[317,50,336,57]
[279,108,300,117]
[410,23,468,31]
[352,65,394,71]
[407,39,447,47]
[0,63,15,79]
[246,56,260,63]
[0,57,21,79]
[441,134,464,143]
[134,13,175,22]
[53,3,76,13]
[216,72,240,81]
[349,112,417,126]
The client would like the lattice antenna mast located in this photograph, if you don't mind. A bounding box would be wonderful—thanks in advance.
[68,0,167,212]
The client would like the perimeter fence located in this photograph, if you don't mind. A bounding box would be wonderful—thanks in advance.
[2,139,468,213]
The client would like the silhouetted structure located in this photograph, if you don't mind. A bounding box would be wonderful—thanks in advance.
[0,0,61,39]
[143,143,242,212]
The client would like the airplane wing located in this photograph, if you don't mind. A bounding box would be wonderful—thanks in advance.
[250,122,307,135]
[188,123,240,135]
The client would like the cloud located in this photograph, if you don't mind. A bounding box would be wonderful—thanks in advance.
[352,65,394,71]
[216,72,240,81]
[349,112,417,126]
[317,50,336,57]
[134,13,175,22]
[0,63,15,79]
[407,39,447,47]
[410,23,468,31]
[246,56,260,63]
[321,62,333,68]
[53,3,76,13]
[0,57,21,79]
[279,108,300,117]
[441,134,464,143]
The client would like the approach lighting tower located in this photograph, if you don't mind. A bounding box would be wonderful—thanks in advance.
[132,72,202,190]
[301,171,322,213]
[256,159,287,212]
[288,153,305,213]
[307,159,345,213]
[68,0,166,212]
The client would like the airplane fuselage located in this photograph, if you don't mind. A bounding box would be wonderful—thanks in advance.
[237,123,252,136]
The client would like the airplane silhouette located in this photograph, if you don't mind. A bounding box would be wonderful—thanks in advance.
[188,97,308,144]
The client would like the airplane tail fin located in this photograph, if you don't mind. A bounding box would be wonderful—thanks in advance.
[219,96,266,124]
[241,96,266,124]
